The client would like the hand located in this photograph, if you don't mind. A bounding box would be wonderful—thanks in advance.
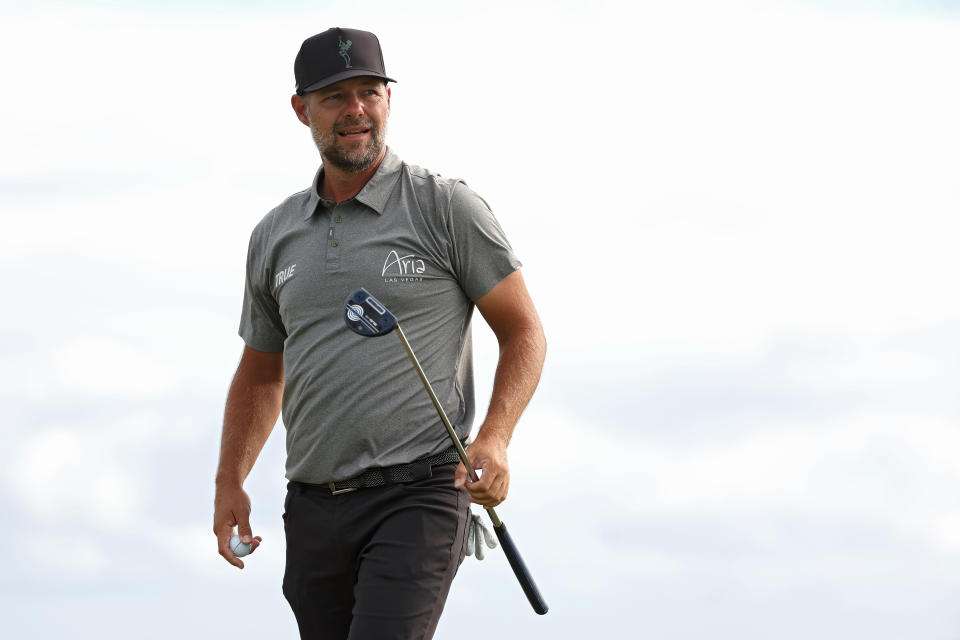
[454,434,509,507]
[213,484,262,569]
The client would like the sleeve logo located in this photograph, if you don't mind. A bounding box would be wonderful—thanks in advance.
[274,263,296,290]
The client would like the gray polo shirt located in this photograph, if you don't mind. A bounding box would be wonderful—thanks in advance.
[239,148,521,484]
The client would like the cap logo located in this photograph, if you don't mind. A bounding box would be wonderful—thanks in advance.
[338,37,353,68]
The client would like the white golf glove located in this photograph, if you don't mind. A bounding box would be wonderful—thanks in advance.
[465,510,498,560]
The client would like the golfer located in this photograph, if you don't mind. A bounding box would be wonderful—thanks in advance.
[213,27,546,639]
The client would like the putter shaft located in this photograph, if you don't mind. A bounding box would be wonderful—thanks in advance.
[394,325,502,527]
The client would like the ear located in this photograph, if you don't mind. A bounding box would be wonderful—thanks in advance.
[386,85,391,114]
[291,94,311,127]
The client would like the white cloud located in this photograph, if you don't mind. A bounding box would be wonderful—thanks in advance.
[8,427,144,529]
[513,407,960,554]
[52,338,177,397]
[2,406,211,532]
[24,532,109,576]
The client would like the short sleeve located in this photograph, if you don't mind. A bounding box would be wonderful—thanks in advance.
[238,224,287,352]
[447,182,522,301]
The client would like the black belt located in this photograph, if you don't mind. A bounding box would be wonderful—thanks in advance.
[294,448,463,495]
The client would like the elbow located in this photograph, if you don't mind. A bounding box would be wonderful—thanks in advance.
[535,322,547,362]
[520,320,547,371]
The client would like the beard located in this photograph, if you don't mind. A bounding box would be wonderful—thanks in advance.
[309,114,387,173]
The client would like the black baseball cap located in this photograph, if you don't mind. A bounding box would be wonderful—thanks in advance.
[295,27,396,95]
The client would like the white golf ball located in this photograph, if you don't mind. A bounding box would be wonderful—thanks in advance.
[230,534,252,558]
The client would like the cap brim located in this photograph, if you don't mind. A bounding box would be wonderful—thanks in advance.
[299,69,397,94]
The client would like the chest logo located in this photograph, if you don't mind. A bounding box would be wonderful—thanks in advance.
[382,250,426,283]
[274,263,296,290]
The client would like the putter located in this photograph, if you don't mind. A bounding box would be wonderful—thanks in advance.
[343,288,549,616]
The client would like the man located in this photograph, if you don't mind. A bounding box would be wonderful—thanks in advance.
[213,27,546,639]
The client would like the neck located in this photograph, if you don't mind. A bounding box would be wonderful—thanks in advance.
[319,147,387,203]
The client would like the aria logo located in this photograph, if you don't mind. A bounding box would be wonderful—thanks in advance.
[382,250,426,283]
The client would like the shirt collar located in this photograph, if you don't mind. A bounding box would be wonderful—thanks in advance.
[303,147,403,220]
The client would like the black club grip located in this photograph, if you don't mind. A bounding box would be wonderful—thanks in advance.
[493,522,549,615]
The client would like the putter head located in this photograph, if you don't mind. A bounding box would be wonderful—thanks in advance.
[343,288,398,337]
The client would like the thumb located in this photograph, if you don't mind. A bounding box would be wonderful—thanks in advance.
[454,461,468,488]
[236,511,253,544]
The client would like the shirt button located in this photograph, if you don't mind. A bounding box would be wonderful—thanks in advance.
[331,240,339,247]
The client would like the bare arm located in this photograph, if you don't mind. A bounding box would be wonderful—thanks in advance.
[213,345,284,568]
[454,270,546,506]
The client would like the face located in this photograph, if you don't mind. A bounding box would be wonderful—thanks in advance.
[295,76,391,173]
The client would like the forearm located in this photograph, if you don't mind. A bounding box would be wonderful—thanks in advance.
[455,271,544,504]
[215,359,284,487]
[476,322,546,447]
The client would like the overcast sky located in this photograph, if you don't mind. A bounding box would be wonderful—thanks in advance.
[2,1,960,638]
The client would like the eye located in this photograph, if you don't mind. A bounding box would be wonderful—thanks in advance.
[323,93,342,102]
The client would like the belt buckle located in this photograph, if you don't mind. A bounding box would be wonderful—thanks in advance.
[409,461,433,481]
[328,481,358,495]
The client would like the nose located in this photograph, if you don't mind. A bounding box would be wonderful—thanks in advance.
[343,91,364,118]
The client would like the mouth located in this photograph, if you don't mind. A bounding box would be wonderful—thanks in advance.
[337,126,371,139]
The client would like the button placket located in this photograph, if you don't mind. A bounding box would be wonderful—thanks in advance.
[324,208,341,272]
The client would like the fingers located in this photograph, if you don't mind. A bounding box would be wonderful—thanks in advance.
[242,535,264,555]
[243,535,264,562]
[464,462,509,507]
[216,524,245,569]
[456,441,510,507]
[454,461,469,489]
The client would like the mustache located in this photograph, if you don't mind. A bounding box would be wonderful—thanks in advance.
[333,118,376,133]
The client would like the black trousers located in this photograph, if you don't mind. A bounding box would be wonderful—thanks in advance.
[282,463,470,640]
